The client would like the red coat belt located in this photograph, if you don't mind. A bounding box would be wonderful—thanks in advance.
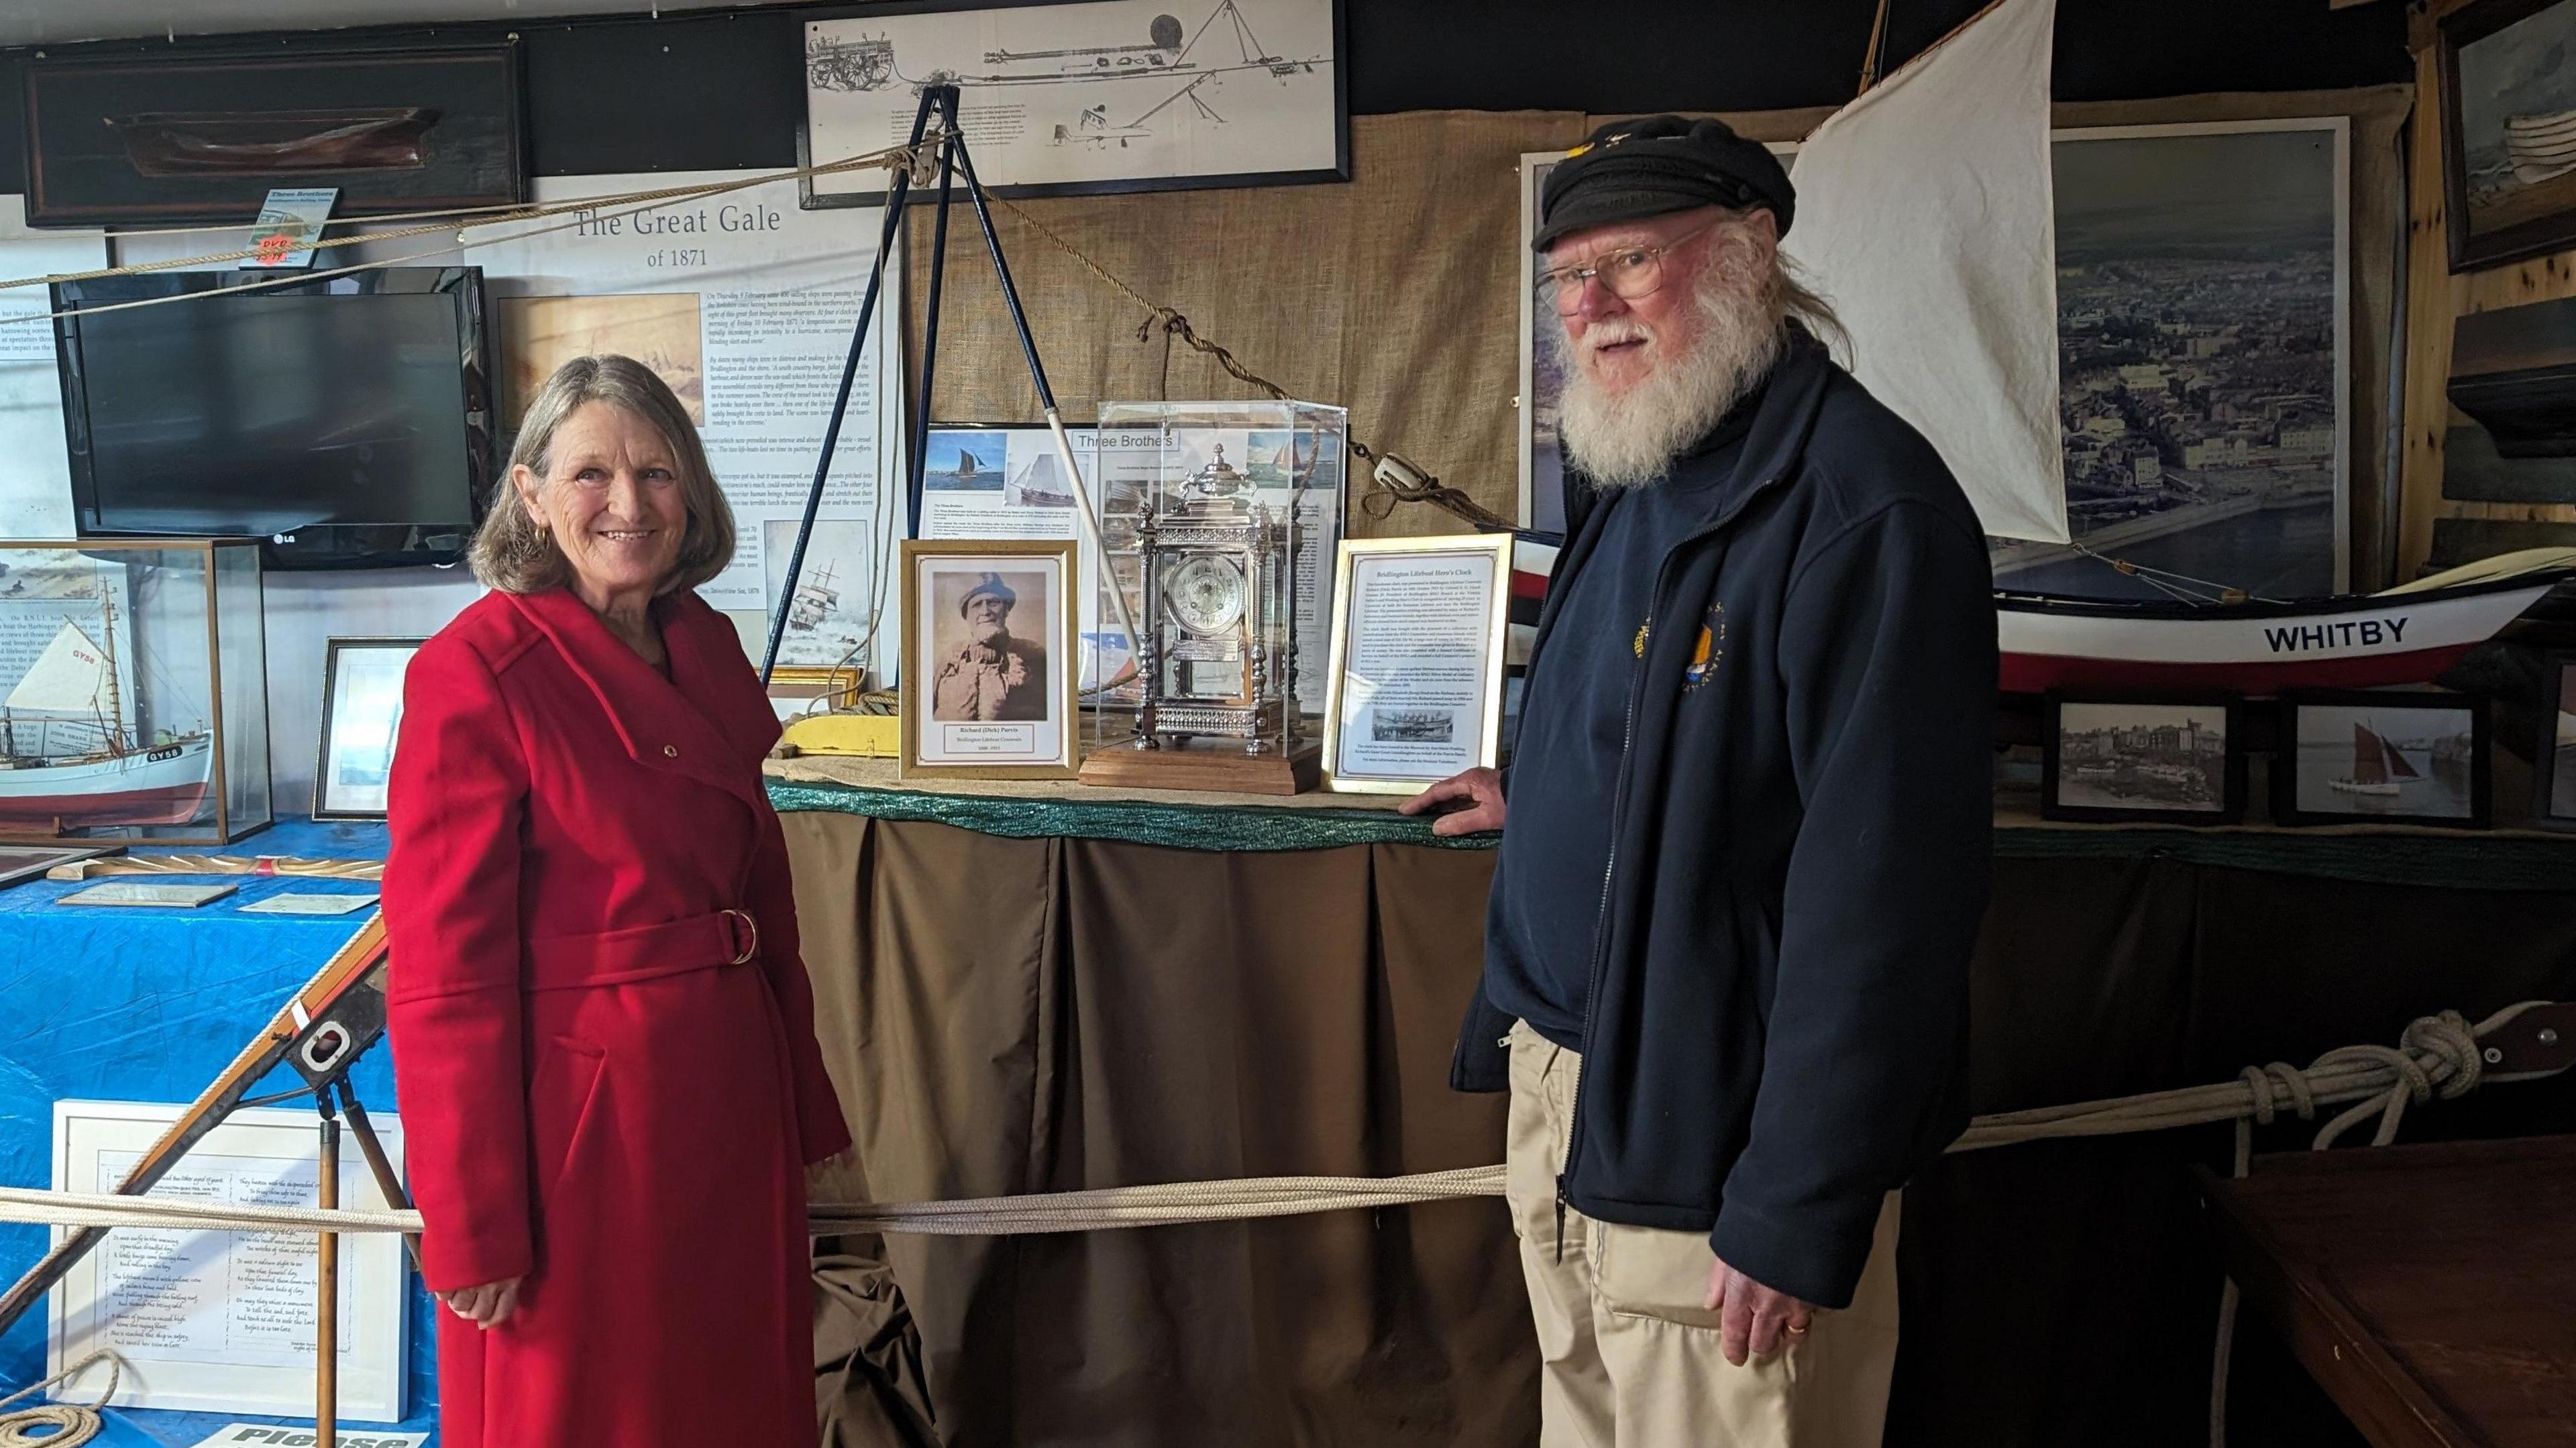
[522,908,760,993]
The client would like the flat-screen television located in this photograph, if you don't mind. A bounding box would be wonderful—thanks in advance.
[51,266,493,568]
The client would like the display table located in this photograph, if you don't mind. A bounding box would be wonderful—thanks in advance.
[0,820,437,1448]
[2200,1137,2576,1447]
[772,758,2576,1448]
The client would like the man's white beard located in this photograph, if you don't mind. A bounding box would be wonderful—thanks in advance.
[1555,251,1786,490]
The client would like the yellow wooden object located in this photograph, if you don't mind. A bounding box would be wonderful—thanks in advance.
[780,712,902,758]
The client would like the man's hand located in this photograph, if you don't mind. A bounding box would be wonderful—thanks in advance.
[1705,1257,1813,1365]
[439,1276,524,1329]
[1397,767,1506,836]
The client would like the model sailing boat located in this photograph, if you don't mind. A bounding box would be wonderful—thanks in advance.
[2328,721,2421,798]
[1511,0,2575,694]
[0,596,214,829]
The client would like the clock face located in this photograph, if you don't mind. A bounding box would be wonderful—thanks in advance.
[1165,553,1246,636]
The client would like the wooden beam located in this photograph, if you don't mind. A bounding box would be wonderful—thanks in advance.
[2398,44,2459,580]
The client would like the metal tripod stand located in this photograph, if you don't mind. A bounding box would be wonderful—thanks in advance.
[758,81,1142,687]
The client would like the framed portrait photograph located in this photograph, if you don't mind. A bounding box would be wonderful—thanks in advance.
[2041,693,2245,826]
[2438,0,2576,271]
[313,638,423,821]
[2274,689,2488,830]
[1320,534,1513,794]
[898,540,1079,779]
[802,0,1347,207]
[2530,653,2576,833]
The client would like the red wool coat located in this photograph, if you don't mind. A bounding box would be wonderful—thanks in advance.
[384,586,852,1448]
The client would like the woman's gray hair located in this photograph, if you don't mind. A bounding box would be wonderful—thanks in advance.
[469,354,736,594]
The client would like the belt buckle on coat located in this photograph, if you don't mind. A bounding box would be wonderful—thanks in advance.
[720,908,759,965]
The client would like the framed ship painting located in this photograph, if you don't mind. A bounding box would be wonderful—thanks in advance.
[22,44,525,227]
[2530,653,2576,834]
[2439,0,2576,271]
[2273,690,2488,830]
[313,638,423,821]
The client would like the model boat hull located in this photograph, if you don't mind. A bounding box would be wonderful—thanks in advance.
[1995,577,2559,696]
[0,738,213,828]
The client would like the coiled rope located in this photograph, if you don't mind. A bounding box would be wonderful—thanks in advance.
[0,1351,121,1447]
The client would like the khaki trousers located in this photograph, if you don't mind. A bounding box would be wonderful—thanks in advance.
[1503,1021,1902,1448]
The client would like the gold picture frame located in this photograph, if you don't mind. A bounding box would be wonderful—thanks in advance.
[1320,533,1515,795]
[898,539,1080,780]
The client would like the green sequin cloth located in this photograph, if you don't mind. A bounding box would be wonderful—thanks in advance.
[765,766,2576,887]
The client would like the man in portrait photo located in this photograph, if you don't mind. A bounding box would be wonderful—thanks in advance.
[931,571,1050,722]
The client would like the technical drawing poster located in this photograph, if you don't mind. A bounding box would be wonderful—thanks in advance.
[804,0,1343,203]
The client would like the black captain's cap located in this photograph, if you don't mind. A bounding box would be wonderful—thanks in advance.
[1534,115,1796,253]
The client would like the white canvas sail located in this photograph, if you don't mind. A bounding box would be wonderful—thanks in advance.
[1780,0,2068,543]
[6,620,110,715]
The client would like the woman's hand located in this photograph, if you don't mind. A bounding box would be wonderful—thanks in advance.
[439,1277,524,1329]
[1397,768,1507,836]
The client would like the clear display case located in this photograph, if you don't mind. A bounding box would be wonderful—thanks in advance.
[1082,400,1346,795]
[0,540,271,843]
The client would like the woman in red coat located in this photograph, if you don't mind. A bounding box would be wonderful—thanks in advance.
[384,354,851,1447]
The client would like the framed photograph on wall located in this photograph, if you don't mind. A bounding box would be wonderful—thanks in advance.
[2041,692,2245,826]
[898,540,1079,779]
[802,0,1347,207]
[2438,0,2576,271]
[2275,689,2488,830]
[313,638,422,821]
[2531,653,2576,832]
[1320,534,1513,793]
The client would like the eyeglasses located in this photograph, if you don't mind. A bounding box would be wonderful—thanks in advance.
[1534,221,1720,316]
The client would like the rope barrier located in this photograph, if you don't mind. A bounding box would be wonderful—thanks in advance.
[0,1003,2548,1242]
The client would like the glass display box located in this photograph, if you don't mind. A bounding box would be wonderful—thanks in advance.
[0,540,271,844]
[1081,400,1345,795]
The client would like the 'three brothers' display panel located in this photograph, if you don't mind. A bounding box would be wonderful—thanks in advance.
[913,418,1343,714]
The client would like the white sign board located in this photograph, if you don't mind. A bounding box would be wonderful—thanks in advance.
[188,1427,427,1448]
[48,1101,409,1423]
[462,171,908,673]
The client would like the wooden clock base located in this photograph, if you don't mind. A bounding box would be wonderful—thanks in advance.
[1077,738,1322,796]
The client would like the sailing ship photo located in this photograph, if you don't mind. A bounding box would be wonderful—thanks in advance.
[2276,690,2489,828]
[0,542,269,844]
[2042,695,2244,824]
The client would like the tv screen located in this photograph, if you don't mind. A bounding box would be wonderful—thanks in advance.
[53,267,491,561]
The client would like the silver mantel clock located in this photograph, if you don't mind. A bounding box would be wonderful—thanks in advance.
[1083,402,1347,795]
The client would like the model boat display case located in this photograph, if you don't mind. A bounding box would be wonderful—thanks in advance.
[0,540,271,844]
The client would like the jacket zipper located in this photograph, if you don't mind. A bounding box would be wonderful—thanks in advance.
[1551,493,1771,1262]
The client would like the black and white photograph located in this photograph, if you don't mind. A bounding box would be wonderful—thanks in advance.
[2275,691,2488,829]
[1369,706,1455,744]
[804,0,1346,205]
[313,638,422,820]
[2042,695,2243,824]
[2441,0,2576,269]
[900,541,1077,778]
[1987,120,2348,602]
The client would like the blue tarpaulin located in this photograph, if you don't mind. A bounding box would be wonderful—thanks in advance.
[0,820,439,1445]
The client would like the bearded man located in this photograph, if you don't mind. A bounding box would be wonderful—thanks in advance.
[931,573,1049,722]
[1401,116,1996,1446]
